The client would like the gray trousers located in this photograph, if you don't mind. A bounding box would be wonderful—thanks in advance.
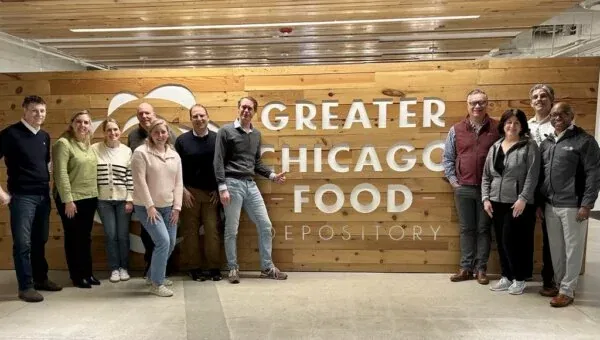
[454,185,492,272]
[544,204,588,298]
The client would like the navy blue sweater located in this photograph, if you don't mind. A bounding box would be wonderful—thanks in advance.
[0,122,51,195]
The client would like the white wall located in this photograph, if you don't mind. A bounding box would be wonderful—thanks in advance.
[0,41,85,72]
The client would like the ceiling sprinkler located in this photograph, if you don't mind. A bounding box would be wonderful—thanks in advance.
[279,27,293,36]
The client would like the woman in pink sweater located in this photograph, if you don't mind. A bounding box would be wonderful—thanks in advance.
[131,119,183,297]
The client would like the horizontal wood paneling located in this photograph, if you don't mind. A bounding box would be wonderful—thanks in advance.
[0,57,597,274]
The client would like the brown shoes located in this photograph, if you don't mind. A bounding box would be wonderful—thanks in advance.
[476,271,489,285]
[450,269,473,282]
[550,294,574,308]
[539,286,559,297]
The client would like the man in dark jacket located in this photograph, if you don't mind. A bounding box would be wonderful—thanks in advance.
[443,89,500,284]
[538,102,600,307]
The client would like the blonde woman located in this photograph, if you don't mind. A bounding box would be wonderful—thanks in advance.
[92,118,133,283]
[52,110,99,289]
[131,119,182,297]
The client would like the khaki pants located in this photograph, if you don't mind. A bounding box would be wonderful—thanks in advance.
[179,188,221,270]
[544,204,588,298]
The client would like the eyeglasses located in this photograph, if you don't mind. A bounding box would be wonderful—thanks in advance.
[468,101,488,107]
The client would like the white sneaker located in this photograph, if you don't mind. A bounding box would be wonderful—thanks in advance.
[146,277,173,286]
[149,284,173,297]
[109,270,120,283]
[490,277,513,291]
[508,280,526,295]
[119,268,130,281]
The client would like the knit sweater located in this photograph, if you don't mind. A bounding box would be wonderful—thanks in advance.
[52,137,98,202]
[0,121,51,195]
[131,143,183,210]
[92,142,133,201]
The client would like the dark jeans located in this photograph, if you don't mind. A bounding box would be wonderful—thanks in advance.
[541,219,555,287]
[55,195,98,281]
[97,200,131,271]
[9,194,51,291]
[491,202,536,281]
[454,185,491,272]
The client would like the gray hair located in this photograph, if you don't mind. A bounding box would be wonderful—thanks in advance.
[529,84,555,102]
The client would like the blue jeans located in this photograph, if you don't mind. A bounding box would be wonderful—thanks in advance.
[223,178,274,271]
[9,194,51,291]
[134,205,177,285]
[97,200,131,271]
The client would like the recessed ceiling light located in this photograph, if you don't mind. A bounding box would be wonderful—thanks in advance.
[70,15,480,33]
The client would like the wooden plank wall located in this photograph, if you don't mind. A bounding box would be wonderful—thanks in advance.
[0,57,598,273]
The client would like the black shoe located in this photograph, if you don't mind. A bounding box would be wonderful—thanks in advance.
[188,269,207,282]
[188,270,200,281]
[34,279,63,291]
[72,279,92,289]
[210,269,222,281]
[88,276,101,285]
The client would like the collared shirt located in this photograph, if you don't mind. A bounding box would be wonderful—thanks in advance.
[21,118,40,135]
[528,115,554,146]
[554,124,575,143]
[469,119,483,135]
[233,118,253,133]
[192,128,209,137]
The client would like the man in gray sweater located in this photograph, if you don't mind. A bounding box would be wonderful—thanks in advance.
[213,96,288,284]
[538,102,600,307]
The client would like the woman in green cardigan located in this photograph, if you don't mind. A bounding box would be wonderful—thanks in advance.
[52,110,99,289]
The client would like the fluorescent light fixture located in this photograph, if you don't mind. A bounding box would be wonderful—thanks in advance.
[70,15,480,33]
[379,31,522,41]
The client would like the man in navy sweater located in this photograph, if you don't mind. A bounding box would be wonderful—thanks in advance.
[0,95,62,302]
[175,104,222,281]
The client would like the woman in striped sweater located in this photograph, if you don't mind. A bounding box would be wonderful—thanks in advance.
[92,118,134,283]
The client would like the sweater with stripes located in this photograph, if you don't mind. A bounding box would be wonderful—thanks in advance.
[92,142,133,201]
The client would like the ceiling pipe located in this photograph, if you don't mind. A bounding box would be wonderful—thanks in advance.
[0,32,109,70]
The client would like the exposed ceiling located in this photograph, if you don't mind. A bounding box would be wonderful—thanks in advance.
[0,0,587,69]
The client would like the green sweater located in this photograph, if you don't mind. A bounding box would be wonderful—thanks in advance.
[52,137,98,202]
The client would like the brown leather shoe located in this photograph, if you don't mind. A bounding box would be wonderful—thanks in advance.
[450,269,473,282]
[476,271,489,285]
[539,286,559,297]
[550,294,574,308]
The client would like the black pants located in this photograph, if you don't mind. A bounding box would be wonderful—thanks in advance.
[491,201,536,281]
[141,224,175,276]
[55,195,98,281]
[541,219,555,287]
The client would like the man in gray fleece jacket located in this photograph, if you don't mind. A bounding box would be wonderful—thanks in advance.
[538,102,600,308]
[213,96,288,284]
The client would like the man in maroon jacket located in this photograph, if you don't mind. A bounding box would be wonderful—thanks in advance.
[442,89,500,284]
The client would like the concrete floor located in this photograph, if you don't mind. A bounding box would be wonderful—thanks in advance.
[1,222,600,340]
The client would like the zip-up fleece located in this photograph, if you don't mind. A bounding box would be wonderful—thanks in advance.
[481,137,540,204]
[453,116,499,186]
[538,125,600,208]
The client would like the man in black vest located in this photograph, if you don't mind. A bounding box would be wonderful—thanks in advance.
[0,95,62,302]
